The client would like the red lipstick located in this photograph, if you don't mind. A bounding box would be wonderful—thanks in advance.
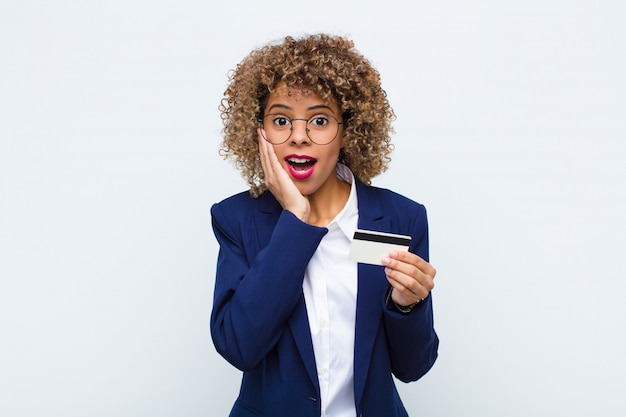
[284,154,317,180]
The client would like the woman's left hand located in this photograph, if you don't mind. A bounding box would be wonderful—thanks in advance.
[382,251,436,308]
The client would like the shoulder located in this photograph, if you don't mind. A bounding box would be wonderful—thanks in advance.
[210,191,265,243]
[357,181,426,214]
[212,190,256,212]
[211,190,281,223]
[210,190,257,229]
[357,182,430,256]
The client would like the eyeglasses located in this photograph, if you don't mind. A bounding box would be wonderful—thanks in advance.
[257,113,343,145]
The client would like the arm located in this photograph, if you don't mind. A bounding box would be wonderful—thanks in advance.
[381,204,439,382]
[210,203,327,371]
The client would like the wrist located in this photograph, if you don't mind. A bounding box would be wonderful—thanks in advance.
[285,202,309,223]
[385,287,425,314]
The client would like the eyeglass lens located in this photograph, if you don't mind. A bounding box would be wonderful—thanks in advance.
[260,114,341,145]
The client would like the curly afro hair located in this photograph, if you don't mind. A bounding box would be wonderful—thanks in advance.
[218,33,396,196]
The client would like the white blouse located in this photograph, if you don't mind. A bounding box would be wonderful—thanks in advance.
[302,164,359,417]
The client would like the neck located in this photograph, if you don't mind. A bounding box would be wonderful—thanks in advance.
[307,176,351,227]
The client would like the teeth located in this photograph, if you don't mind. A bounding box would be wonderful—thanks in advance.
[288,158,314,163]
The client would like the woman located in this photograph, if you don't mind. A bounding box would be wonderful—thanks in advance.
[211,33,438,417]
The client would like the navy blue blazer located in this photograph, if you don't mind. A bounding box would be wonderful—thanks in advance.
[210,180,439,417]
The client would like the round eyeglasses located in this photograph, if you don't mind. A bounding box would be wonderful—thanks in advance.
[258,113,343,145]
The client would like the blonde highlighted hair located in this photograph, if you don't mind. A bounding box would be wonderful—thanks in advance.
[218,33,396,196]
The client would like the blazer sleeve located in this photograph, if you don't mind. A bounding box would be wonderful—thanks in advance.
[210,201,327,371]
[383,203,439,382]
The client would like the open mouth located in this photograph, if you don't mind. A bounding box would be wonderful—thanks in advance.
[286,157,317,171]
[285,156,317,180]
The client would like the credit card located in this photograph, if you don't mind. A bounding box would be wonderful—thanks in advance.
[348,229,411,266]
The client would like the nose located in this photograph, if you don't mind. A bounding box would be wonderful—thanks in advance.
[289,118,310,144]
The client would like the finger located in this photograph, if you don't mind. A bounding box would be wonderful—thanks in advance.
[386,250,436,279]
[266,138,286,176]
[385,266,430,297]
[259,129,289,180]
[386,275,428,306]
[258,129,281,186]
[382,252,435,294]
[382,255,427,283]
[258,130,271,176]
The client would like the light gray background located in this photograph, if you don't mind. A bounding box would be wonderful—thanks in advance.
[1,0,625,416]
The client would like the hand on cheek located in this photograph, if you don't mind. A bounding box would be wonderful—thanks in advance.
[258,130,310,222]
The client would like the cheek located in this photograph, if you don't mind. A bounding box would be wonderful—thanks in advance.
[270,144,286,158]
[339,135,347,154]
[332,142,344,160]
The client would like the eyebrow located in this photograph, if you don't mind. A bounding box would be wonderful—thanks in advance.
[266,103,335,113]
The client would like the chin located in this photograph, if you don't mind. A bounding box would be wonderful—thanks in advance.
[295,184,316,197]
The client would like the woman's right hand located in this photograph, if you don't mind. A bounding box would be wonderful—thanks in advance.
[258,129,310,222]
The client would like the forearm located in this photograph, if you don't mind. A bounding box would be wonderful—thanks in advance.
[384,295,439,382]
[210,209,327,370]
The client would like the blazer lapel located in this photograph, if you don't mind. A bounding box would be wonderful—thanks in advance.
[288,297,320,392]
[353,181,392,407]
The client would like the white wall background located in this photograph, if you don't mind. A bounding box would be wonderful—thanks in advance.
[1,0,625,416]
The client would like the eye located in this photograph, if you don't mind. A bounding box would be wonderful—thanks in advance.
[309,115,329,128]
[271,116,291,127]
